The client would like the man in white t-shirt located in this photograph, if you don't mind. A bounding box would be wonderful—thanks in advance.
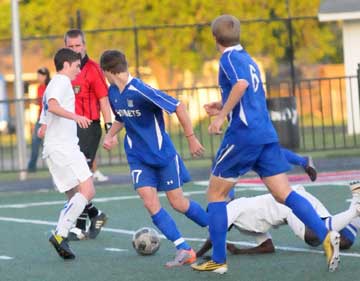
[196,184,360,258]
[38,48,95,260]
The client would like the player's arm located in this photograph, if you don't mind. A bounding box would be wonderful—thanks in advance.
[196,237,212,258]
[227,239,275,255]
[103,120,123,150]
[175,102,204,158]
[47,98,92,128]
[99,96,112,126]
[208,80,248,135]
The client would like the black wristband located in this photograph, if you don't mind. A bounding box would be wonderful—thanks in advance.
[105,122,112,133]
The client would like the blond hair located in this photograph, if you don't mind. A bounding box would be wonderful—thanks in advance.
[211,15,240,47]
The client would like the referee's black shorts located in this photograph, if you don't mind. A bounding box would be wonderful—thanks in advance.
[77,120,102,169]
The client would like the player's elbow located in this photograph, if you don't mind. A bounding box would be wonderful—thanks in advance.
[176,102,186,114]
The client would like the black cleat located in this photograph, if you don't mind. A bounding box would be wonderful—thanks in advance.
[304,156,317,182]
[88,212,108,239]
[49,233,76,260]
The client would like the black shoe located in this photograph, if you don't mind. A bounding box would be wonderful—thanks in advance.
[88,212,108,239]
[304,156,317,182]
[67,227,89,241]
[49,233,76,259]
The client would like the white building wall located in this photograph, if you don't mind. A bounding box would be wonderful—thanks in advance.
[343,20,360,134]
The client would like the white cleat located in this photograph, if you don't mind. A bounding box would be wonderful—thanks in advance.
[93,170,109,182]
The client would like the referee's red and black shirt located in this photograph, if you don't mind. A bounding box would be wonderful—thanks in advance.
[72,55,108,121]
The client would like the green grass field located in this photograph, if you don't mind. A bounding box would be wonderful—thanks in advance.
[0,181,359,281]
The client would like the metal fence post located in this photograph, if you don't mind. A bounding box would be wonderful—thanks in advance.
[358,63,360,103]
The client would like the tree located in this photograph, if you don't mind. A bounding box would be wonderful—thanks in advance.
[0,0,341,88]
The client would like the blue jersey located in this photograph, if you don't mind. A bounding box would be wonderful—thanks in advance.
[218,44,278,145]
[108,76,180,167]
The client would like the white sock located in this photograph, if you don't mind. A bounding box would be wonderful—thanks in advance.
[55,202,68,233]
[56,193,88,238]
[326,207,358,231]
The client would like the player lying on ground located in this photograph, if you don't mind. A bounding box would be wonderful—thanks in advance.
[100,50,209,268]
[196,183,360,258]
[38,48,95,260]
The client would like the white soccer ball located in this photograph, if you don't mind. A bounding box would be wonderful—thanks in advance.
[132,227,161,256]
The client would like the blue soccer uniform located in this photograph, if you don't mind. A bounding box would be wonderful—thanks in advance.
[108,76,191,191]
[213,44,290,179]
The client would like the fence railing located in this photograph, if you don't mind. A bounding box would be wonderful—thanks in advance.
[0,75,360,172]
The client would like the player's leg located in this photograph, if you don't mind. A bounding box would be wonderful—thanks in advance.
[136,186,195,267]
[47,152,94,259]
[27,121,42,172]
[191,176,233,274]
[166,189,208,227]
[259,143,339,271]
[281,148,317,181]
[74,122,107,239]
[161,155,208,227]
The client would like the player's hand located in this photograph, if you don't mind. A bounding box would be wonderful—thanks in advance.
[187,135,205,158]
[37,124,47,139]
[74,115,92,128]
[204,102,222,116]
[208,115,225,135]
[103,134,117,150]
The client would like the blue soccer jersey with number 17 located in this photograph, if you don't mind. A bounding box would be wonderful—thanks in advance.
[108,76,180,167]
[219,44,278,145]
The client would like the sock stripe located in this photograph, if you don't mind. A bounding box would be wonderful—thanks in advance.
[174,237,185,246]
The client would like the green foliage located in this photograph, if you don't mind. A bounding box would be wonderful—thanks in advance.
[0,0,342,84]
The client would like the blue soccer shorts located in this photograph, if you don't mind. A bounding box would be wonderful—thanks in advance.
[212,142,291,180]
[128,154,191,191]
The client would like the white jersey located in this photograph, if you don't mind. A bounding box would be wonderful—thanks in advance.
[227,185,331,244]
[41,74,79,159]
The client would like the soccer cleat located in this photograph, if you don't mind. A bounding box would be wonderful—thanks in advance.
[67,227,89,241]
[349,181,360,213]
[191,260,228,274]
[49,233,76,260]
[350,181,360,196]
[165,248,197,268]
[93,170,109,182]
[304,156,317,182]
[88,212,108,239]
[322,231,340,272]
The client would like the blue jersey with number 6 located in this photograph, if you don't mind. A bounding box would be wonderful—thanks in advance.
[218,44,278,145]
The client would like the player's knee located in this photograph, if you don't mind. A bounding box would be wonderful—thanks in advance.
[340,237,353,250]
[143,198,160,214]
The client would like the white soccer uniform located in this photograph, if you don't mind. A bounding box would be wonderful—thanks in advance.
[42,74,91,192]
[227,185,331,245]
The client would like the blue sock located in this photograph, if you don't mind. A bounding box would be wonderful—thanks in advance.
[184,200,208,227]
[151,208,190,250]
[282,148,307,168]
[208,201,227,263]
[228,188,235,201]
[285,191,328,242]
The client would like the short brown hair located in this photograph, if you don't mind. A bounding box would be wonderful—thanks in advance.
[100,50,128,74]
[211,15,240,47]
[64,29,85,44]
[54,48,81,71]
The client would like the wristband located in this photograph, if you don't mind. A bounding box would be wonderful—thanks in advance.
[105,122,112,133]
[185,133,194,138]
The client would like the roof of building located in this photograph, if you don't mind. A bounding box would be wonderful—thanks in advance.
[319,0,360,21]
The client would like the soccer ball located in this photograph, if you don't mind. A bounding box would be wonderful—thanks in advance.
[132,227,161,256]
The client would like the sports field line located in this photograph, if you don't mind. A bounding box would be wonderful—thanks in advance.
[0,216,359,258]
[0,186,268,209]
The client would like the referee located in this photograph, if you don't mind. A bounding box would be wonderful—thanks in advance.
[64,29,111,240]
